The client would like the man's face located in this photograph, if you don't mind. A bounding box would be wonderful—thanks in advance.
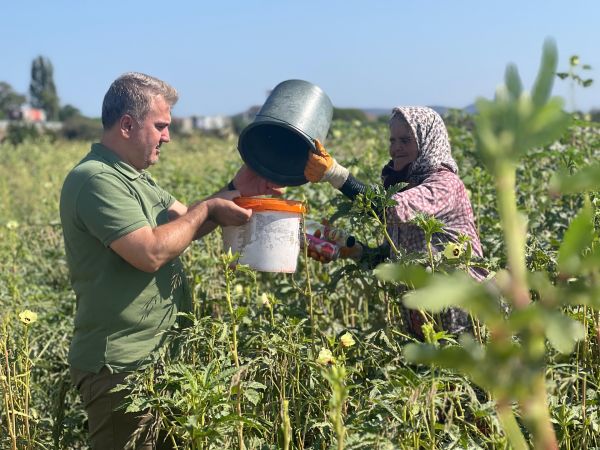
[389,118,418,171]
[128,96,171,170]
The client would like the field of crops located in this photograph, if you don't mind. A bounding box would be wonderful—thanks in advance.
[2,51,600,449]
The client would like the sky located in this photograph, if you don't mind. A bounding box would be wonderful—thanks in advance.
[2,0,599,118]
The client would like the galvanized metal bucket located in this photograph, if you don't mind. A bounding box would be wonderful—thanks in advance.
[238,79,333,186]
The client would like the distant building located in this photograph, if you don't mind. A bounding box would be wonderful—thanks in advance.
[176,117,194,134]
[193,115,231,131]
[8,105,47,123]
[174,114,233,135]
[0,105,62,142]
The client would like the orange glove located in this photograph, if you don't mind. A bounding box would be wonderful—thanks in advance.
[304,140,334,182]
[304,139,349,188]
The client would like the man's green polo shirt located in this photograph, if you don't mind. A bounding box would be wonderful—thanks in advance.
[60,143,191,373]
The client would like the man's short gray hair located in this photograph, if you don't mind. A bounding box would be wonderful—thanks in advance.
[101,72,179,129]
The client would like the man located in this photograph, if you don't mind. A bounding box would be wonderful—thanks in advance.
[59,72,281,449]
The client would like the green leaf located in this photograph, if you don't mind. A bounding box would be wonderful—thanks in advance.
[243,389,261,406]
[373,263,432,288]
[402,273,503,325]
[581,247,600,273]
[557,202,594,275]
[550,163,600,195]
[522,98,570,152]
[402,273,474,312]
[234,306,249,321]
[403,343,484,382]
[544,311,585,354]
[532,39,558,108]
[505,64,523,99]
[560,284,600,308]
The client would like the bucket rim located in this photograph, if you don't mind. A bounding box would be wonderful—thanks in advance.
[250,114,317,145]
[233,197,307,214]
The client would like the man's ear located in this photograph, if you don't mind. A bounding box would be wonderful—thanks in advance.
[120,115,134,138]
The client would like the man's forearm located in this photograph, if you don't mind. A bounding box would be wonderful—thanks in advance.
[149,202,212,267]
[194,220,218,240]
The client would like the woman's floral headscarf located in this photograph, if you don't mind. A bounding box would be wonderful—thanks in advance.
[381,106,458,187]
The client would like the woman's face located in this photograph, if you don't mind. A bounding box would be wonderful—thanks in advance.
[389,118,418,171]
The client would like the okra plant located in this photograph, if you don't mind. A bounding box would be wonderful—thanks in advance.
[373,39,598,450]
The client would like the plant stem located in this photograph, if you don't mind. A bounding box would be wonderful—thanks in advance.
[494,161,529,309]
[225,275,239,368]
[1,322,18,450]
[521,375,559,450]
[495,161,558,449]
[367,208,401,259]
[281,399,291,450]
[23,327,31,447]
[224,264,245,450]
[300,213,316,343]
[496,400,528,450]
[426,239,435,274]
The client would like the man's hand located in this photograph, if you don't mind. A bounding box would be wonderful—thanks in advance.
[304,139,349,188]
[232,165,284,196]
[200,195,252,227]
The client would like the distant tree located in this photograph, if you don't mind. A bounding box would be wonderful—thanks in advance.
[332,108,369,122]
[61,116,102,141]
[443,108,476,130]
[5,123,40,146]
[59,104,81,122]
[231,114,251,135]
[29,56,59,121]
[0,82,26,119]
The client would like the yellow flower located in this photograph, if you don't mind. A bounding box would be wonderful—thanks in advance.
[443,243,463,259]
[6,221,19,230]
[339,332,355,348]
[316,348,335,365]
[256,292,271,308]
[0,375,7,382]
[19,310,38,325]
[234,284,244,296]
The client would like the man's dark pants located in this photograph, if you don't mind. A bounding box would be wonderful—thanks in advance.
[71,367,174,449]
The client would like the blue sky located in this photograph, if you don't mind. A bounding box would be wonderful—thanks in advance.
[2,0,598,117]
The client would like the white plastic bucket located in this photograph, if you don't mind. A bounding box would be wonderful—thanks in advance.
[222,197,306,273]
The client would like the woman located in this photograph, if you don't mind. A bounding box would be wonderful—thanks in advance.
[305,106,486,339]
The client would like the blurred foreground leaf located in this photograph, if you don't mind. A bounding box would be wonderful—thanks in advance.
[557,201,594,275]
[549,163,600,195]
[543,310,585,354]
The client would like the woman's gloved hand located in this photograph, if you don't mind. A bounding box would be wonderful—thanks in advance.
[339,243,363,261]
[304,139,350,188]
[306,241,364,264]
[306,227,364,264]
